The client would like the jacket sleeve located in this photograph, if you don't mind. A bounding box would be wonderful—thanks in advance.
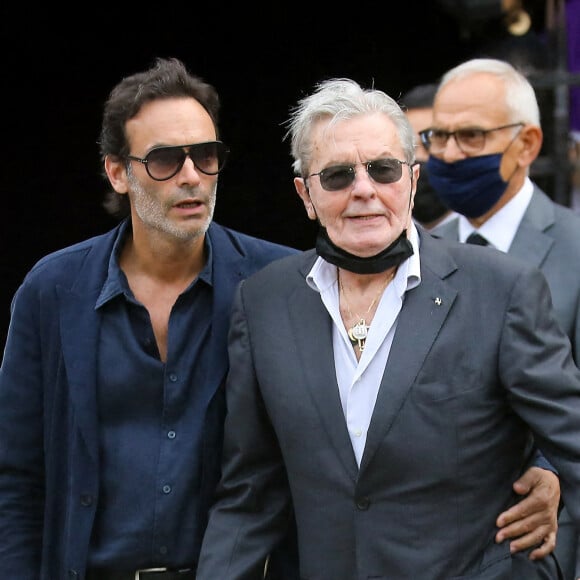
[501,266,580,529]
[196,282,293,580]
[0,279,45,578]
[530,448,558,475]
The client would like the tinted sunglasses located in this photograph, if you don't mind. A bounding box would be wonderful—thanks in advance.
[307,158,411,191]
[126,141,229,181]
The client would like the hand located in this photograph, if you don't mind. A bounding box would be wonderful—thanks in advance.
[495,467,560,560]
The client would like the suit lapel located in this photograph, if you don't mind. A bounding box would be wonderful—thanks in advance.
[286,239,459,479]
[509,188,555,268]
[429,215,459,241]
[288,257,360,480]
[57,223,244,467]
[360,234,458,473]
[431,187,556,269]
[199,226,250,411]
[58,227,122,466]
[60,286,101,465]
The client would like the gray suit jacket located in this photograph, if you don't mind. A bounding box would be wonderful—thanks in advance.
[432,185,580,362]
[197,231,580,580]
[433,185,580,576]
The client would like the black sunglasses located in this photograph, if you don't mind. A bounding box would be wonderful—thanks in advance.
[126,141,229,181]
[307,158,411,192]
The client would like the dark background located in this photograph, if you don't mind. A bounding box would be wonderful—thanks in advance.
[1,2,562,350]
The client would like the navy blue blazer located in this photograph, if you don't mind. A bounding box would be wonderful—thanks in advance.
[0,219,296,580]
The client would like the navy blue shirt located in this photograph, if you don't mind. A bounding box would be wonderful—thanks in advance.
[89,220,213,569]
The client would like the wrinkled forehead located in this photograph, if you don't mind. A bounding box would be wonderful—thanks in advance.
[310,112,405,162]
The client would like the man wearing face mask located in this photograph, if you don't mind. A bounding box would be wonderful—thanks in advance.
[401,82,457,230]
[426,57,580,580]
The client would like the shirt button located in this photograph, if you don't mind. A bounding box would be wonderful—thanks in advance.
[162,484,172,494]
[356,497,370,510]
[167,431,176,439]
[80,494,93,507]
[353,429,362,437]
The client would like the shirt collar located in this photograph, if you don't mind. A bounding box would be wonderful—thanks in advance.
[96,219,213,309]
[96,219,132,308]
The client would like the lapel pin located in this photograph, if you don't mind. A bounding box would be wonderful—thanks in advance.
[434,297,442,306]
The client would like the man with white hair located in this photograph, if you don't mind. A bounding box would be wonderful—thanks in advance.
[426,57,580,580]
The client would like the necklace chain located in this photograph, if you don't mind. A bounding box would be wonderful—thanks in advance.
[338,269,395,351]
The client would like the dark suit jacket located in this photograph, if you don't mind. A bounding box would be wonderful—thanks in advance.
[432,185,580,362]
[433,184,580,576]
[197,230,580,580]
[0,219,296,580]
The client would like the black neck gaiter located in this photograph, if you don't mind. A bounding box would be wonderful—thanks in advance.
[315,226,414,274]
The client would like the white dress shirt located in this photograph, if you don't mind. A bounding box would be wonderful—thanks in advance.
[306,224,421,465]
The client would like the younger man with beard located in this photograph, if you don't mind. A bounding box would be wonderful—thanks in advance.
[0,57,297,579]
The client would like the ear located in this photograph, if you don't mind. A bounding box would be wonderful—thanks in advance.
[409,162,420,208]
[516,124,543,168]
[294,176,317,221]
[104,155,129,194]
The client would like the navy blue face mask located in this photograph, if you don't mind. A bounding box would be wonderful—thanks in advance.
[426,153,508,218]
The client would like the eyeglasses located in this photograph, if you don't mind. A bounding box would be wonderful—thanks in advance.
[419,123,524,155]
[126,141,229,181]
[307,158,411,191]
